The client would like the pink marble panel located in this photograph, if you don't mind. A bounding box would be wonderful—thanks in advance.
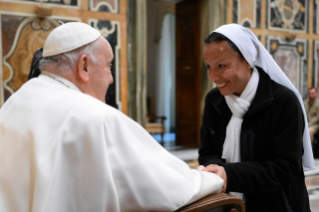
[274,47,299,88]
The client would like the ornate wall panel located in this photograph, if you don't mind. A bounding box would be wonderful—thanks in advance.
[268,0,308,32]
[1,14,61,102]
[1,0,79,7]
[223,0,319,99]
[0,0,128,113]
[90,0,119,13]
[267,37,308,98]
[240,0,261,28]
[232,0,262,28]
[89,19,121,109]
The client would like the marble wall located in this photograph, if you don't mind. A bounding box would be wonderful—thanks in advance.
[0,0,127,111]
[10,0,79,6]
[226,0,319,99]
[90,0,119,13]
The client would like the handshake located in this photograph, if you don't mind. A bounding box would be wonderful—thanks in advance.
[198,164,227,193]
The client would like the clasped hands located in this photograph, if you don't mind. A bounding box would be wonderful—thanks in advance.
[198,164,227,193]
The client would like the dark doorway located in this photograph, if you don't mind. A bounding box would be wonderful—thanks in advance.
[175,0,201,147]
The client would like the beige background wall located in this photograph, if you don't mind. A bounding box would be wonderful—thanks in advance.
[0,0,128,113]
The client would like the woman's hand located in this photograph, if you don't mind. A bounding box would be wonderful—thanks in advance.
[198,164,227,193]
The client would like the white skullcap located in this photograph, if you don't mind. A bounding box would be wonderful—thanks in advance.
[43,22,101,57]
[211,24,315,171]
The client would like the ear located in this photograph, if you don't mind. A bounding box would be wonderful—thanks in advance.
[77,54,90,83]
[246,61,251,70]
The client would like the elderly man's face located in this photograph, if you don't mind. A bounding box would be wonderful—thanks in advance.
[89,37,114,102]
[308,88,317,101]
[204,40,251,96]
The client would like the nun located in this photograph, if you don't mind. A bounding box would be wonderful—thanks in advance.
[198,24,314,212]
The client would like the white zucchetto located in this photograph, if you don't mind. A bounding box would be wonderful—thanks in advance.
[43,22,101,57]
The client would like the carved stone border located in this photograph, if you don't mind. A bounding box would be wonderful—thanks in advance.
[0,12,80,106]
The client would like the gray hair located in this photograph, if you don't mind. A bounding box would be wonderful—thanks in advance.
[39,37,101,75]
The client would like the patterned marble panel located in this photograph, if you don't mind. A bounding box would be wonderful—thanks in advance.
[268,0,308,32]
[0,14,60,104]
[0,14,78,106]
[267,36,308,99]
[89,19,121,109]
[1,15,25,104]
[90,0,119,13]
[7,0,78,6]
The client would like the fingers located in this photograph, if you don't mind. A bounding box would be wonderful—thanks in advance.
[202,165,219,173]
[206,164,218,168]
[197,165,206,171]
[197,164,219,173]
[198,164,228,192]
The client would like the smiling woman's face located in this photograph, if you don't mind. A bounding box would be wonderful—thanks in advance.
[204,40,252,96]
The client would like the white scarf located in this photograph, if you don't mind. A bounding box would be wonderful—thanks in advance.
[213,24,315,171]
[222,67,259,200]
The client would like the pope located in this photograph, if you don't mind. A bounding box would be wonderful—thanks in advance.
[0,22,223,212]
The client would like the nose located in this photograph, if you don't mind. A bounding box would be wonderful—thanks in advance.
[207,69,219,82]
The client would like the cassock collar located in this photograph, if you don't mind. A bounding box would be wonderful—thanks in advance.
[40,71,82,93]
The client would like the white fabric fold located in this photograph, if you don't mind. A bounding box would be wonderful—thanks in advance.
[222,67,259,199]
[0,75,224,212]
[213,24,315,171]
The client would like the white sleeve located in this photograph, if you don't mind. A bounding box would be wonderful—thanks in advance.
[99,109,224,211]
[185,170,224,205]
[41,106,224,212]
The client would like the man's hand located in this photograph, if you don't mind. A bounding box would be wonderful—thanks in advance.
[198,164,227,193]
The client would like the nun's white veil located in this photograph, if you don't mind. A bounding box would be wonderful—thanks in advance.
[213,24,314,171]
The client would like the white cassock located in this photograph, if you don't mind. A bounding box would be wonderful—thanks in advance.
[0,73,223,212]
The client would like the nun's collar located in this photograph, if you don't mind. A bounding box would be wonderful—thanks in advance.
[244,66,274,118]
[208,67,273,118]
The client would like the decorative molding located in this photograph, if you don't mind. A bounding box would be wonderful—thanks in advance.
[90,0,119,13]
[268,0,308,32]
[3,17,60,96]
[0,12,80,106]
[0,0,80,8]
[240,0,260,28]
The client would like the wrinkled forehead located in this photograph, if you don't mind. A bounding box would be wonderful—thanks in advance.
[103,38,114,61]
